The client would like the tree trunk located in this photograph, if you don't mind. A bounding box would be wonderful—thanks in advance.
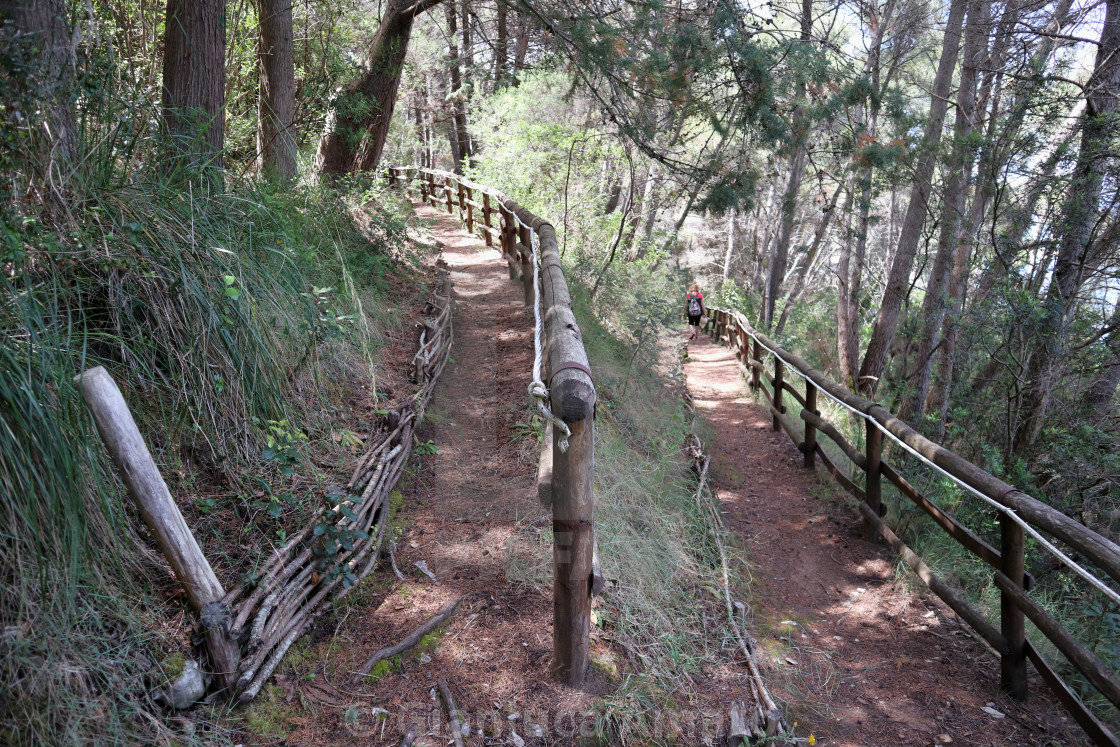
[461,0,476,166]
[904,0,988,421]
[0,0,74,207]
[444,1,470,174]
[775,176,846,335]
[765,146,807,329]
[162,0,226,168]
[1013,0,1120,455]
[257,0,296,182]
[495,0,509,87]
[856,0,967,395]
[722,208,736,283]
[927,0,1032,431]
[316,0,445,177]
[764,0,813,329]
[514,14,530,74]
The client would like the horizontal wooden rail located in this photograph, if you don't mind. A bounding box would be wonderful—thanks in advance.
[386,166,598,689]
[702,304,1120,742]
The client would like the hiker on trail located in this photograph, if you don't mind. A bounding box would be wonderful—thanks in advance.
[686,283,704,341]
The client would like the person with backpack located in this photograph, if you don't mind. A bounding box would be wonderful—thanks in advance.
[686,283,704,340]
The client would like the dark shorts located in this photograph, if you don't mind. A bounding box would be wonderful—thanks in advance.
[688,314,702,326]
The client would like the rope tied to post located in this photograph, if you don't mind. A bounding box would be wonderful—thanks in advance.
[524,219,574,452]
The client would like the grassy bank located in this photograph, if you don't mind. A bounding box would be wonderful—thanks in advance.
[0,164,414,743]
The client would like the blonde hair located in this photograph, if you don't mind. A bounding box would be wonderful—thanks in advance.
[688,283,700,293]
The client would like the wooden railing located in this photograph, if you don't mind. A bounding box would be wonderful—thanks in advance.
[704,305,1120,746]
[384,166,600,687]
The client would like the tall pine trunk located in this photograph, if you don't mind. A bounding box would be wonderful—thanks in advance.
[1013,0,1120,455]
[856,0,967,395]
[763,0,813,329]
[316,0,445,176]
[0,0,74,208]
[904,0,988,420]
[257,0,296,182]
[162,0,226,168]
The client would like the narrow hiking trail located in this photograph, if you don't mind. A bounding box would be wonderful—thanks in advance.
[273,203,607,746]
[682,333,1088,746]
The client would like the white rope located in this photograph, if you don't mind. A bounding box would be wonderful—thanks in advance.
[712,305,1120,607]
[527,225,572,452]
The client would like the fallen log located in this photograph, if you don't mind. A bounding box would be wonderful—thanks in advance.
[353,597,463,679]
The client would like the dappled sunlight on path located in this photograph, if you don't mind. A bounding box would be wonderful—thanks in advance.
[682,331,1086,746]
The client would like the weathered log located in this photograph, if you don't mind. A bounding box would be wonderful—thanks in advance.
[76,367,240,690]
[538,223,595,423]
[353,598,462,679]
[727,701,753,745]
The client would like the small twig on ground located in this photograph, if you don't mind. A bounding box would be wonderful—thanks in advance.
[437,678,466,747]
[353,597,462,679]
[389,537,406,580]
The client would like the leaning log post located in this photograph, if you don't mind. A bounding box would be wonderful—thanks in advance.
[456,182,466,219]
[772,357,784,433]
[537,222,596,687]
[444,176,453,214]
[428,171,437,206]
[76,367,240,690]
[518,222,534,308]
[1000,514,1029,700]
[803,382,818,469]
[482,192,493,246]
[863,422,883,540]
[465,186,474,233]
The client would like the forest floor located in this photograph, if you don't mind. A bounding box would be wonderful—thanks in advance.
[682,334,1089,746]
[234,202,1089,746]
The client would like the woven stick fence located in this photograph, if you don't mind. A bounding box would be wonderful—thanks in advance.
[80,261,453,704]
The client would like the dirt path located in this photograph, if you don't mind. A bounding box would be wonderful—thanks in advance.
[683,332,1087,746]
[279,203,603,746]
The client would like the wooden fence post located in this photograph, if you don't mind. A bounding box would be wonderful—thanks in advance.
[863,422,882,539]
[457,181,466,220]
[518,221,534,308]
[502,206,520,281]
[482,192,493,246]
[465,186,474,234]
[803,381,817,469]
[751,339,762,392]
[1001,514,1029,700]
[444,176,454,214]
[76,367,240,690]
[535,222,596,687]
[772,357,784,433]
